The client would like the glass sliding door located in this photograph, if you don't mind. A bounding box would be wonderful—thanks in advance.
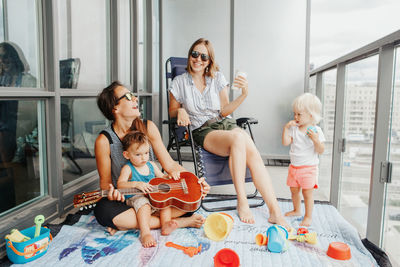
[339,56,378,237]
[382,46,400,266]
[318,69,336,201]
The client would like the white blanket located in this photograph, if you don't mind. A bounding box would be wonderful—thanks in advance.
[13,201,378,267]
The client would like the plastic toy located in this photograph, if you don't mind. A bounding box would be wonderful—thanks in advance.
[34,215,45,238]
[204,212,234,241]
[255,233,268,246]
[327,242,351,260]
[5,229,31,243]
[297,227,308,235]
[266,225,288,253]
[5,226,52,264]
[307,126,317,134]
[165,241,202,257]
[214,248,240,267]
[288,228,317,245]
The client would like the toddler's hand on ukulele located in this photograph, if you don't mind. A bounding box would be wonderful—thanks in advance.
[136,182,154,194]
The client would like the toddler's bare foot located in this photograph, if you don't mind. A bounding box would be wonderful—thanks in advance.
[238,204,255,224]
[300,216,312,227]
[285,210,301,217]
[140,234,157,248]
[268,214,290,230]
[161,220,179,235]
[107,227,118,236]
[177,213,205,228]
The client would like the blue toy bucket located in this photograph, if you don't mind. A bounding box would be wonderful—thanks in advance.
[5,226,52,264]
[266,225,288,253]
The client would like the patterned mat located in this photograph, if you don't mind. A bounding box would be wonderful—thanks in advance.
[10,201,378,267]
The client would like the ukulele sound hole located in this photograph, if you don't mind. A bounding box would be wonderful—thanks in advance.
[158,183,170,193]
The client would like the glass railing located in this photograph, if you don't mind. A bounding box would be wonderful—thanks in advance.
[309,29,400,265]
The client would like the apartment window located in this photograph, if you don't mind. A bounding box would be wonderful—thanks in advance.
[0,0,41,88]
[118,0,131,86]
[61,98,108,184]
[0,100,46,215]
[0,0,46,217]
[58,0,108,89]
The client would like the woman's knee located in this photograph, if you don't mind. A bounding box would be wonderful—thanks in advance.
[230,130,246,147]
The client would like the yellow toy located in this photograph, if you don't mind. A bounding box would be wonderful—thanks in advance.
[288,228,317,245]
[5,229,31,243]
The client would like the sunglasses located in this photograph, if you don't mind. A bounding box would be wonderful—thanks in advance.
[191,51,210,61]
[116,92,136,103]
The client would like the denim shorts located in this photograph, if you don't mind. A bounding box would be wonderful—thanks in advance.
[192,118,238,147]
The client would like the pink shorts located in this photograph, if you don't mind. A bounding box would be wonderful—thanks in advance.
[286,165,318,189]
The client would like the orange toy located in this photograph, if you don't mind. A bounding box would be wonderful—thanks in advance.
[327,242,351,260]
[165,242,202,257]
[255,233,268,246]
[214,248,240,267]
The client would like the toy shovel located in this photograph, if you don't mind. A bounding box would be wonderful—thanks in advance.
[34,215,45,237]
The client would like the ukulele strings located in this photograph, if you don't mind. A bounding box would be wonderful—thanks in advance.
[130,184,187,192]
[100,183,191,196]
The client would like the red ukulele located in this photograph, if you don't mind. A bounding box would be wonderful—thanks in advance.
[73,172,203,212]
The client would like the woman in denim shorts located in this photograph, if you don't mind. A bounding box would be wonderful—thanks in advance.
[168,38,288,227]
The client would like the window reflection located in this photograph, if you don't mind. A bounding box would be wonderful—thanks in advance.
[0,42,36,88]
[319,69,336,201]
[139,96,151,120]
[0,100,45,215]
[58,0,108,89]
[61,98,108,184]
[5,0,41,86]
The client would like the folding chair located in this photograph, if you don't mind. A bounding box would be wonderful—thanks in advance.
[164,57,200,175]
[164,57,264,212]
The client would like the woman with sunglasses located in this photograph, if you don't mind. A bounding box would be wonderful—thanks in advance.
[169,38,288,226]
[94,81,210,235]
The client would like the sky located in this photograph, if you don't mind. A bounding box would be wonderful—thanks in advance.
[310,0,400,74]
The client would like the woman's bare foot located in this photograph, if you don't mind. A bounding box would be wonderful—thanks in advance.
[285,210,301,217]
[140,233,157,248]
[300,216,312,227]
[237,204,255,224]
[161,220,179,235]
[107,227,118,236]
[268,214,290,230]
[176,213,205,228]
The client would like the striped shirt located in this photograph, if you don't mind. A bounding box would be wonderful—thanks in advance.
[169,71,228,130]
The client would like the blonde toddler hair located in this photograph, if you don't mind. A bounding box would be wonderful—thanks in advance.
[292,93,322,124]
